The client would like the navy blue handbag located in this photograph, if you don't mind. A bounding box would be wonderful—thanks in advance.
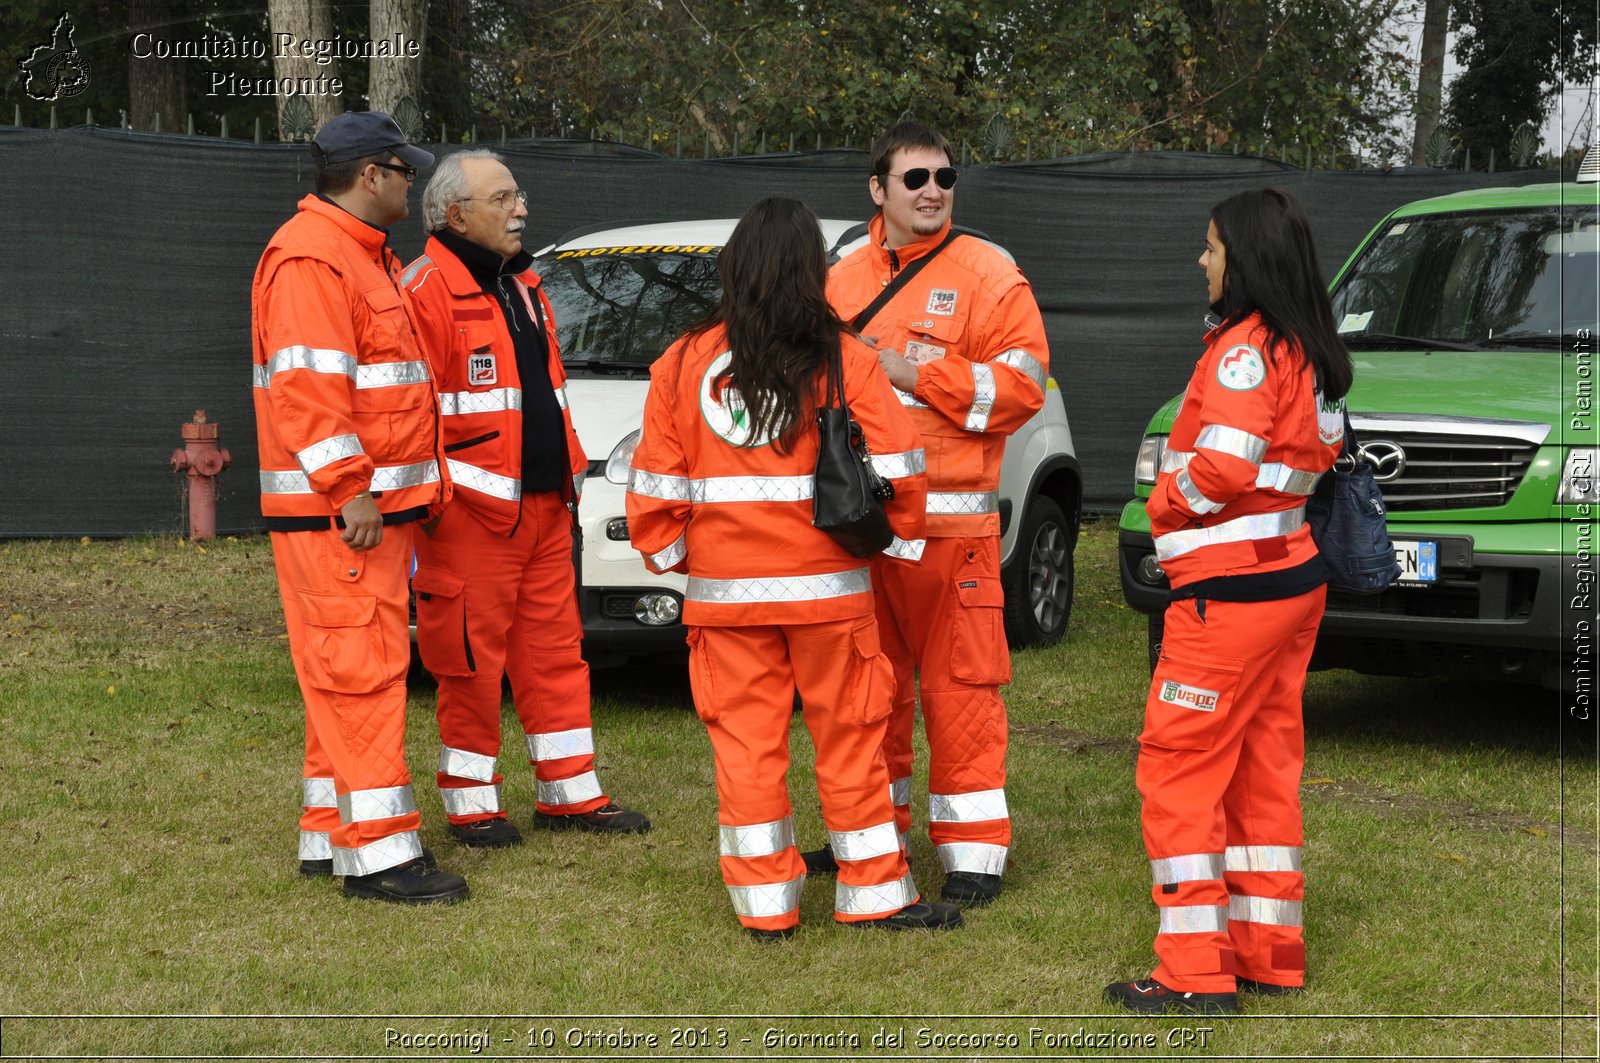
[1307,410,1402,594]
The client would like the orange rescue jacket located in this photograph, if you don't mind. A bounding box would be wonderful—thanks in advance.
[402,236,589,536]
[251,195,446,527]
[827,214,1048,538]
[626,326,927,626]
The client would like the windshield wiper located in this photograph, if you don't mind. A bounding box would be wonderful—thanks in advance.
[1341,332,1481,352]
[561,358,655,374]
[1491,333,1583,351]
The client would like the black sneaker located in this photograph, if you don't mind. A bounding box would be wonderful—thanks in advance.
[940,871,1002,907]
[854,902,963,931]
[448,817,523,848]
[534,802,652,834]
[301,847,436,878]
[1104,978,1238,1015]
[747,926,798,942]
[342,858,469,905]
[1236,977,1303,996]
[801,844,839,875]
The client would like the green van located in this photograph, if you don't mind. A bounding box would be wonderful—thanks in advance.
[1119,180,1599,690]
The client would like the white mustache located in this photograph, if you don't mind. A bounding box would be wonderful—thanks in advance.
[507,220,525,232]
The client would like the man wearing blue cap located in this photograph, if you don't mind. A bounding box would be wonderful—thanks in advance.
[251,111,467,904]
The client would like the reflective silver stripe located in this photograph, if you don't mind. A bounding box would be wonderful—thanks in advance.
[398,255,433,286]
[356,360,430,389]
[440,783,502,816]
[871,449,926,479]
[926,490,1000,516]
[965,363,996,431]
[299,830,332,860]
[302,777,337,808]
[1152,852,1225,886]
[1154,505,1305,562]
[720,817,796,858]
[528,727,595,762]
[649,533,687,570]
[296,433,364,476]
[1161,449,1193,473]
[554,385,569,410]
[438,387,522,416]
[895,388,929,409]
[829,821,900,862]
[628,469,692,501]
[573,471,586,496]
[992,348,1048,389]
[1159,904,1229,934]
[252,364,269,388]
[937,841,1008,875]
[1226,845,1303,874]
[1195,424,1268,465]
[439,745,496,783]
[727,875,805,918]
[687,567,871,605]
[265,345,357,383]
[890,776,912,808]
[337,785,418,823]
[1174,468,1225,515]
[538,770,603,807]
[690,475,814,504]
[884,536,925,561]
[447,458,520,502]
[836,871,916,916]
[899,829,910,852]
[259,469,315,495]
[331,829,423,877]
[1256,463,1324,495]
[1230,894,1304,927]
[371,459,441,493]
[928,787,1008,823]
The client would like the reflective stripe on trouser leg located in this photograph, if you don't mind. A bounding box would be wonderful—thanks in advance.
[299,775,337,859]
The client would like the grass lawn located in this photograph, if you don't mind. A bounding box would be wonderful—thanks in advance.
[0,520,1593,1059]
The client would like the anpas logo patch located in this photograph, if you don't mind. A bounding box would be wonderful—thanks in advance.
[700,350,776,447]
[1216,344,1266,391]
[468,353,497,387]
[1159,680,1220,712]
[926,288,958,316]
[1316,392,1345,445]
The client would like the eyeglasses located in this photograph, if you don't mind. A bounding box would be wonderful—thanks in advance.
[461,189,528,212]
[373,161,417,182]
[888,166,958,191]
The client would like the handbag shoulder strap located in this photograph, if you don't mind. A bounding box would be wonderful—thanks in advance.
[824,334,848,414]
[849,228,960,333]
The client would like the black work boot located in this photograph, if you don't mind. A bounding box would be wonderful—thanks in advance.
[448,816,524,848]
[940,871,1002,907]
[1104,978,1238,1015]
[801,844,839,875]
[853,902,963,931]
[1236,977,1304,996]
[533,802,652,834]
[342,858,469,904]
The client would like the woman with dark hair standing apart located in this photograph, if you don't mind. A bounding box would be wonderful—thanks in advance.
[1106,188,1353,1014]
[627,197,963,939]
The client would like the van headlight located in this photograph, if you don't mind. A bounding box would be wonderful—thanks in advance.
[1557,447,1599,504]
[605,429,642,485]
[1134,434,1168,486]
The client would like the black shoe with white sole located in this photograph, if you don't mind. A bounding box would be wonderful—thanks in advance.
[1104,978,1238,1015]
[448,817,524,848]
[342,858,469,905]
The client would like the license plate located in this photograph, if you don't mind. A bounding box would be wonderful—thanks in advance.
[1392,539,1438,584]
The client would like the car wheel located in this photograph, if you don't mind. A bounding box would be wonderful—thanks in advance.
[1003,495,1075,648]
[1147,613,1164,673]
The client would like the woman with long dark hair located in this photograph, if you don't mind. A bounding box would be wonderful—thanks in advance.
[626,197,962,939]
[1106,188,1353,1014]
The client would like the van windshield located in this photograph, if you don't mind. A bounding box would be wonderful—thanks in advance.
[1330,204,1598,350]
[538,251,721,374]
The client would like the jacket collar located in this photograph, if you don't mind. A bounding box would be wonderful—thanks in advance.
[423,232,539,298]
[867,212,954,271]
[299,195,391,258]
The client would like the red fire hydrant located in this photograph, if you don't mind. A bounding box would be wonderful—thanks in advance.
[170,409,231,540]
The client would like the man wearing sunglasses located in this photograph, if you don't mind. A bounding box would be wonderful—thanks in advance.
[820,120,1051,910]
[402,150,652,850]
[252,112,471,904]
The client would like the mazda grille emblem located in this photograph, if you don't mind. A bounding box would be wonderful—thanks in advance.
[1356,440,1407,483]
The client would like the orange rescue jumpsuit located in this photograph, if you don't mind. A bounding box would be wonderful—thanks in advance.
[251,194,448,876]
[626,326,927,932]
[827,215,1047,876]
[1139,314,1344,992]
[402,236,609,823]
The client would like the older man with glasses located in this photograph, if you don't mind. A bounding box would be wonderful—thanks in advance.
[402,150,651,850]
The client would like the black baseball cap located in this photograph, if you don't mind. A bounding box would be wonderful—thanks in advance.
[310,111,434,169]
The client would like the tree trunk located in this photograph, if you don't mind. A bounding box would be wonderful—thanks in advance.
[1411,0,1449,165]
[267,0,343,139]
[128,0,187,132]
[369,0,428,117]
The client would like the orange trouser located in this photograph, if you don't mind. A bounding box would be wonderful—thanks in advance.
[687,619,917,931]
[873,535,1012,875]
[413,491,607,821]
[1136,586,1326,993]
[273,524,423,876]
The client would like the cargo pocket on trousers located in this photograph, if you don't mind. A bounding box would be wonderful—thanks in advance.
[684,627,720,724]
[846,618,894,725]
[1139,651,1244,751]
[411,567,476,678]
[950,575,1012,685]
[297,592,385,694]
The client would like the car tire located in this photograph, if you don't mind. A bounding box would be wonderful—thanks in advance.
[1002,495,1075,648]
[1147,613,1164,673]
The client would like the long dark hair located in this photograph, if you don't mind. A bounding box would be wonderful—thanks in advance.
[691,196,846,453]
[1209,187,1353,400]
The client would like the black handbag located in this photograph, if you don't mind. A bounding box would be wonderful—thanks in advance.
[813,337,895,557]
[1307,409,1402,594]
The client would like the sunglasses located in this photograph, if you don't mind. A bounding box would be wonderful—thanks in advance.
[373,160,417,182]
[888,166,958,191]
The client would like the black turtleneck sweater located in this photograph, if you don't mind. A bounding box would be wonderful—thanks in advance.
[434,229,567,495]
